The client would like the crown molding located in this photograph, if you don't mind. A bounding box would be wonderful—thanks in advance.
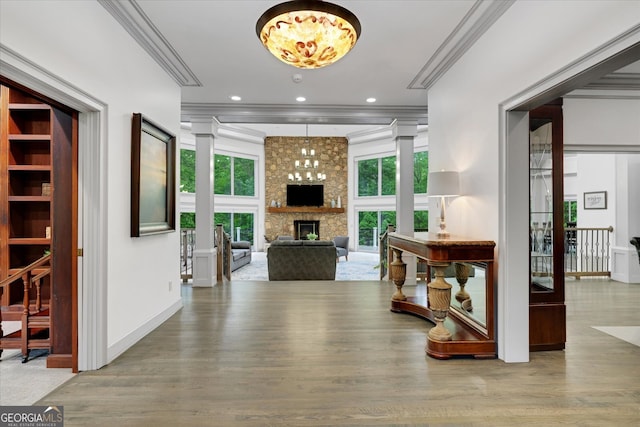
[409,0,514,90]
[180,103,428,126]
[98,0,201,87]
[583,72,640,91]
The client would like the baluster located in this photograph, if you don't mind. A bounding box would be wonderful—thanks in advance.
[34,278,42,312]
[22,272,31,315]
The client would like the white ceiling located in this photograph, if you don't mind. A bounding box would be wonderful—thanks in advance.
[101,0,640,136]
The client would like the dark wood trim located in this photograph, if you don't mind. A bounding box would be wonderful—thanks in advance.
[267,206,345,214]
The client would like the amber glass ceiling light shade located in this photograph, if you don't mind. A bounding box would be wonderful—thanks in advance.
[256,0,361,69]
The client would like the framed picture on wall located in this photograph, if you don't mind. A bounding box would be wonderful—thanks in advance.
[584,191,607,210]
[131,113,176,237]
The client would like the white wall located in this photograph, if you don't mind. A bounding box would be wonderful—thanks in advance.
[564,97,640,151]
[1,1,182,366]
[428,0,640,362]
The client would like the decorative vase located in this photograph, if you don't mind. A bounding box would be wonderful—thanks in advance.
[337,196,342,208]
[331,199,336,208]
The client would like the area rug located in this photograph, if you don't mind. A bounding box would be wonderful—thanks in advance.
[592,326,640,347]
[231,251,381,281]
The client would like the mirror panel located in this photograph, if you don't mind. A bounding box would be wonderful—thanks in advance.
[530,120,554,293]
[448,262,487,332]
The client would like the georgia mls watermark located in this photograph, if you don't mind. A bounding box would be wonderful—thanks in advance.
[0,406,63,427]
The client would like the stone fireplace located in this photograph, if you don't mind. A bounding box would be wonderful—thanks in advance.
[264,136,348,243]
[294,220,320,240]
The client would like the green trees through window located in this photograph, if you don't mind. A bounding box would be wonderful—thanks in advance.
[180,149,255,196]
[357,151,428,197]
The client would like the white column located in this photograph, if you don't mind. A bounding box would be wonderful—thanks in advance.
[394,120,418,283]
[191,117,217,287]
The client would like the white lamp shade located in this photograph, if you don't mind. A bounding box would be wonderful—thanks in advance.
[428,171,460,197]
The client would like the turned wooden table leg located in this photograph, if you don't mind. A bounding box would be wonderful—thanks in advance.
[427,261,453,341]
[390,248,407,301]
[454,262,473,312]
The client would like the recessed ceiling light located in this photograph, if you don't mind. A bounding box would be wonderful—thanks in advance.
[230,95,242,101]
[296,96,306,102]
[366,97,376,103]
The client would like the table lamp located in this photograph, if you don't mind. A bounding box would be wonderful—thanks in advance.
[427,170,460,238]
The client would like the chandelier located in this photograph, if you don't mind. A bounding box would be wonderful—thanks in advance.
[288,125,326,182]
[256,0,361,69]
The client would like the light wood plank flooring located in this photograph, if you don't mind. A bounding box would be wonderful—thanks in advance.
[34,278,640,426]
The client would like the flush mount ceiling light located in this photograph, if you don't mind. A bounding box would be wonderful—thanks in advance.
[256,0,361,69]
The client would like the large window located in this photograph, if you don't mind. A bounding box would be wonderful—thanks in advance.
[564,200,577,225]
[214,155,232,194]
[214,212,254,243]
[357,151,428,197]
[357,210,427,251]
[180,150,255,196]
[180,212,196,229]
[180,149,196,193]
[414,151,429,194]
[215,154,255,196]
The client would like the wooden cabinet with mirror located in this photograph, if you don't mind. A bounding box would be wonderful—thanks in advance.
[529,99,566,351]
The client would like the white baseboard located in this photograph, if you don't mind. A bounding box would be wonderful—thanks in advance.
[107,299,183,363]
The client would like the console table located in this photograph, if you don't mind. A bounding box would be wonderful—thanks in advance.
[387,232,496,359]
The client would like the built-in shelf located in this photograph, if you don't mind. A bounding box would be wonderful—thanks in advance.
[267,206,345,214]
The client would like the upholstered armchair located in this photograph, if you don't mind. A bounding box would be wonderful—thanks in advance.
[334,236,349,262]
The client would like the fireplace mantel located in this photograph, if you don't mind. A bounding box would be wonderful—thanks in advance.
[267,207,345,214]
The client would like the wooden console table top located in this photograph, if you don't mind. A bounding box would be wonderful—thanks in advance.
[388,232,495,263]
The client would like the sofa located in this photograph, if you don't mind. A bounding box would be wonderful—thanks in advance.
[231,241,252,272]
[267,240,337,280]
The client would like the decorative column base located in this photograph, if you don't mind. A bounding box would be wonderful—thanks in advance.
[192,248,216,287]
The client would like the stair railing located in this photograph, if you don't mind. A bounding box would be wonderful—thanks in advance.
[564,226,613,278]
[379,225,395,280]
[0,253,52,360]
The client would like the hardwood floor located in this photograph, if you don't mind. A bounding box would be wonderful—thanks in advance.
[36,278,639,426]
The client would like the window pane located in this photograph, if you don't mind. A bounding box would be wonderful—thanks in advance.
[414,210,428,231]
[214,154,231,195]
[414,151,428,194]
[233,213,254,243]
[381,211,396,232]
[358,159,378,196]
[214,212,231,235]
[180,149,196,193]
[358,211,377,246]
[233,157,255,196]
[180,212,195,229]
[381,156,396,195]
